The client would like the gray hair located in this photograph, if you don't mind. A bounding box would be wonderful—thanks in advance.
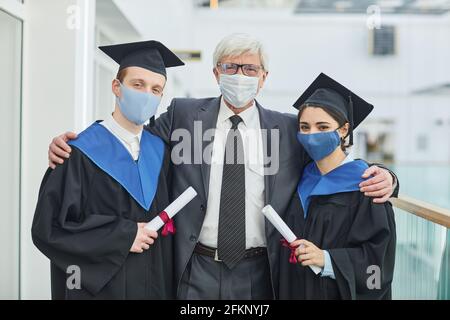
[213,33,269,71]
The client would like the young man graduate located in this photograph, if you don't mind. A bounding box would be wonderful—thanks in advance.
[32,40,184,299]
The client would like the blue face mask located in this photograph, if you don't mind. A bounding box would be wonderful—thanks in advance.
[116,81,161,125]
[297,130,341,161]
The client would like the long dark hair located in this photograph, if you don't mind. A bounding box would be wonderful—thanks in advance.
[297,104,351,151]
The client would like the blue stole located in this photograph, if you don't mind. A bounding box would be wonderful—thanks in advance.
[298,160,369,217]
[69,122,165,211]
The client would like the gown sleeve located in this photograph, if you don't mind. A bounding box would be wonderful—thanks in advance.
[327,195,397,299]
[31,148,138,296]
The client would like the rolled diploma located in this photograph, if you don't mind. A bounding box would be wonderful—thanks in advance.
[145,187,197,231]
[262,205,321,275]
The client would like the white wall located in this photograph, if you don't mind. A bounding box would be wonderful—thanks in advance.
[20,0,95,299]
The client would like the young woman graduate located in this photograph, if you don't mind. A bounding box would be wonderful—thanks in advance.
[32,41,184,299]
[278,73,396,300]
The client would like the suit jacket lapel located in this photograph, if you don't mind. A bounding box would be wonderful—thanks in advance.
[256,100,279,206]
[197,97,221,201]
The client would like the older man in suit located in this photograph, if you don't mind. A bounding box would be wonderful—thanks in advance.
[48,33,398,300]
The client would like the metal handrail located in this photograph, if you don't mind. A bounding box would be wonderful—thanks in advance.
[390,195,450,228]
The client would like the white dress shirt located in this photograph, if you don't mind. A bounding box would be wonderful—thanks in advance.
[198,99,267,249]
[100,114,142,161]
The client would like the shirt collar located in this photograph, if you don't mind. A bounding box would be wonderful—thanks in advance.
[103,113,142,144]
[218,97,258,128]
[341,153,354,165]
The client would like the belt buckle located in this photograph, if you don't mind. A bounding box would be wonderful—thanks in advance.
[214,250,222,262]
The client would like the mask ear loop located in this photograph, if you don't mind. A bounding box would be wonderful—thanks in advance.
[336,124,346,143]
[348,94,354,146]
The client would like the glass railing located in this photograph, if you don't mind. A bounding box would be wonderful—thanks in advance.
[391,206,449,299]
[388,164,450,299]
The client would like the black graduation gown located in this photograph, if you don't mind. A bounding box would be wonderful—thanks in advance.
[279,165,396,300]
[32,124,174,300]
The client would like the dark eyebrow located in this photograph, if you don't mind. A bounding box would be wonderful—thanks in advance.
[129,78,145,83]
[316,122,331,125]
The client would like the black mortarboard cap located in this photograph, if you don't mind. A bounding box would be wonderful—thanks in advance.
[99,40,185,78]
[293,73,374,145]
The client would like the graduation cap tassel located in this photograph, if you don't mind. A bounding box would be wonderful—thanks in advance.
[348,95,354,146]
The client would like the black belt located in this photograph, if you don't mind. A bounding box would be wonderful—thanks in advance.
[194,242,267,262]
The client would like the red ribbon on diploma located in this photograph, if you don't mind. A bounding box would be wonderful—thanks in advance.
[280,239,298,264]
[159,211,176,236]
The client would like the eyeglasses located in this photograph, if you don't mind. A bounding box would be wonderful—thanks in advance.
[217,63,263,77]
